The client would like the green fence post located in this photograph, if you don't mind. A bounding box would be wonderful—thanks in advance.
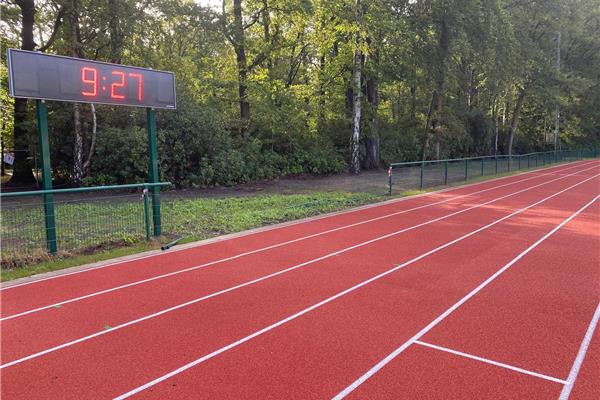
[481,158,484,176]
[36,100,57,254]
[143,186,151,241]
[388,166,392,196]
[527,154,530,168]
[495,156,498,174]
[443,161,447,185]
[518,155,521,170]
[508,156,511,172]
[420,161,424,189]
[464,159,468,181]
[147,108,161,236]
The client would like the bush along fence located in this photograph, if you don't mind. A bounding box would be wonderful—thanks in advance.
[387,149,599,195]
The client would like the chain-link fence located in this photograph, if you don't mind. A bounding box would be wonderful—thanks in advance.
[387,150,597,195]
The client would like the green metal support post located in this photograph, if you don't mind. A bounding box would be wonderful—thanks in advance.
[464,159,468,180]
[143,186,151,241]
[147,108,161,236]
[481,158,484,176]
[36,100,57,253]
[420,161,424,189]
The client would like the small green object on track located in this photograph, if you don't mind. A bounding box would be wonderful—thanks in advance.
[161,237,182,251]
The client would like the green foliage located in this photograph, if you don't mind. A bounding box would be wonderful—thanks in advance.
[1,0,598,187]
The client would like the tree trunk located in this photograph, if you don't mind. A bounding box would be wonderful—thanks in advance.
[350,0,363,175]
[68,0,84,185]
[1,125,5,176]
[9,0,37,187]
[261,0,273,76]
[108,0,121,63]
[507,86,526,156]
[433,14,450,160]
[316,52,326,133]
[232,0,250,138]
[82,104,97,175]
[421,90,437,161]
[411,64,417,120]
[493,98,499,155]
[365,48,380,170]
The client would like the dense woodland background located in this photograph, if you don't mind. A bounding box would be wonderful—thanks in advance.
[1,0,599,188]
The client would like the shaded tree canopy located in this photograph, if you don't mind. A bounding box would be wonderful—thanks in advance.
[1,0,599,187]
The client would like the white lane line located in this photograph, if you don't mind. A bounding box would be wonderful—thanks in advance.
[2,172,598,371]
[109,180,600,399]
[559,301,600,399]
[3,163,597,322]
[414,340,568,385]
[1,161,591,293]
[331,193,600,400]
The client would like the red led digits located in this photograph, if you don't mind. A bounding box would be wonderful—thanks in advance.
[110,71,126,99]
[81,67,98,97]
[128,73,143,101]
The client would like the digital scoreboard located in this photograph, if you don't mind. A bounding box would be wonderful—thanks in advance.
[7,49,176,109]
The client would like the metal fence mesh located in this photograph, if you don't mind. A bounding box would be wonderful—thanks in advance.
[388,150,597,195]
[1,149,597,265]
[1,192,147,263]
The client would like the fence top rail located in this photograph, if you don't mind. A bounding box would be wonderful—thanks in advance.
[389,151,561,168]
[0,182,172,198]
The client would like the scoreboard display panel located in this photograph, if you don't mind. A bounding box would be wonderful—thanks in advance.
[7,49,176,109]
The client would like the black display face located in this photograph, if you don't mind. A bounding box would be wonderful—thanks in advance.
[7,49,176,109]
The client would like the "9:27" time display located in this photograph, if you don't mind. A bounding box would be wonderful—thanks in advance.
[7,49,176,109]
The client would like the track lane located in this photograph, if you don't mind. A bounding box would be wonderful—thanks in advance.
[1,165,597,366]
[339,199,599,400]
[333,202,600,400]
[1,166,596,399]
[567,324,600,400]
[1,161,591,317]
[418,200,600,379]
[123,179,598,400]
[337,343,562,400]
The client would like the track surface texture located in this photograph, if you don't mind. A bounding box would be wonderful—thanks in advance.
[1,160,599,400]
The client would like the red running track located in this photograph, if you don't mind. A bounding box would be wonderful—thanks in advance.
[1,160,599,400]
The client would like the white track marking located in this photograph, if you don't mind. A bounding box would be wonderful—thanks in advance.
[332,194,600,400]
[2,174,599,371]
[108,180,600,399]
[1,161,591,292]
[559,301,600,399]
[414,340,568,385]
[3,164,597,323]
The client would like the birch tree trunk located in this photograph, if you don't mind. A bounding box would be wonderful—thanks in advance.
[68,0,84,185]
[365,45,380,170]
[350,0,363,175]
